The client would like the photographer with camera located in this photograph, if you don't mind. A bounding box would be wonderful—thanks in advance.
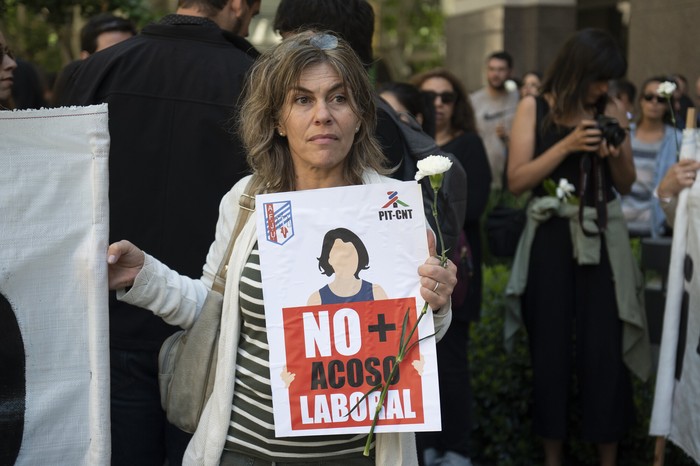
[506,28,650,466]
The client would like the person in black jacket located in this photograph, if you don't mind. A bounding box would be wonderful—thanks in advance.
[63,0,261,464]
[52,13,136,107]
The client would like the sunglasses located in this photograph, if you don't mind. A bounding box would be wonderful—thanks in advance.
[309,33,338,50]
[0,45,14,63]
[423,91,457,104]
[642,94,666,103]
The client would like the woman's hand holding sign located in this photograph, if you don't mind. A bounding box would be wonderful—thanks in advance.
[107,240,145,290]
[418,229,457,312]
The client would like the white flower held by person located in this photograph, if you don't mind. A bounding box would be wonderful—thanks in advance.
[656,81,681,160]
[415,155,453,190]
[505,79,518,93]
[656,81,677,98]
[543,177,579,205]
[556,178,575,200]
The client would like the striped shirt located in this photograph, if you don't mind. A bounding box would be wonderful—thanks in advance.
[621,136,663,236]
[224,244,372,461]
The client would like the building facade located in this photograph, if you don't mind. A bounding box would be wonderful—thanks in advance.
[442,0,700,104]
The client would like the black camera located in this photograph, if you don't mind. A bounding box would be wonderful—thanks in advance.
[595,114,627,148]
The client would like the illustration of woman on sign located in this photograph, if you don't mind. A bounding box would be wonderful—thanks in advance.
[307,227,388,305]
[284,228,419,389]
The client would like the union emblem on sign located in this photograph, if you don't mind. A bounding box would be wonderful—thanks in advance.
[263,200,294,245]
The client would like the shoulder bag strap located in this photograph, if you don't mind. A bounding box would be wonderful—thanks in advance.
[211,174,263,294]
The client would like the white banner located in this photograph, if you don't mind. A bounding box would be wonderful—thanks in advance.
[650,128,700,463]
[256,181,441,437]
[0,105,111,465]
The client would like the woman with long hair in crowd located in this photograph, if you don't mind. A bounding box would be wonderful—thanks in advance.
[0,29,18,110]
[520,70,542,99]
[507,28,649,466]
[620,76,682,237]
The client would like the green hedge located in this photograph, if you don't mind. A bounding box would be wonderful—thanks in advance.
[469,263,697,465]
[470,264,540,465]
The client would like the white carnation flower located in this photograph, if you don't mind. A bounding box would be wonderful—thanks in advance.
[657,81,677,98]
[504,80,518,93]
[415,155,453,181]
[556,178,575,200]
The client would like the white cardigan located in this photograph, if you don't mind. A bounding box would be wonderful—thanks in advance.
[119,172,452,466]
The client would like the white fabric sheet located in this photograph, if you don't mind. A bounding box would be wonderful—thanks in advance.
[0,105,111,465]
[650,128,700,463]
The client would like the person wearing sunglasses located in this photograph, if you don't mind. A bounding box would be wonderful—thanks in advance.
[620,76,683,238]
[0,30,18,110]
[411,67,491,466]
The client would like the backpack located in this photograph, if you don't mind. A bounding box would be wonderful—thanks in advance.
[376,96,468,254]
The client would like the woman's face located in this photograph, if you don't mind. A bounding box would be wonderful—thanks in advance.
[639,81,666,122]
[278,62,361,183]
[0,32,17,102]
[520,73,540,98]
[420,77,455,132]
[328,239,359,276]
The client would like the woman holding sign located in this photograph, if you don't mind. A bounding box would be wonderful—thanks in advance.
[106,32,455,466]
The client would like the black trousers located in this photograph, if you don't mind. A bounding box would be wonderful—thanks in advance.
[522,217,634,442]
[110,348,192,466]
[416,320,472,458]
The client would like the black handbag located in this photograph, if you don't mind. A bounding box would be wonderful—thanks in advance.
[485,203,526,258]
[485,163,528,258]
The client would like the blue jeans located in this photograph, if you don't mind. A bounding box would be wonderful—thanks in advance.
[110,348,192,466]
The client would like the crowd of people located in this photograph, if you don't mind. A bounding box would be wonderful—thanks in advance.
[2,0,700,465]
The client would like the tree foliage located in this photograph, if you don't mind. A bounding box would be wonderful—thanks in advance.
[374,0,444,81]
[0,0,161,74]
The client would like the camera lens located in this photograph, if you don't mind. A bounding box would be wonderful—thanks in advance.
[595,115,626,148]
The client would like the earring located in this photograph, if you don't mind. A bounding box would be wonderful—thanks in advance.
[278,130,286,137]
[355,126,360,133]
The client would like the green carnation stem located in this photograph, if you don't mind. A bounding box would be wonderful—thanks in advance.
[363,302,429,456]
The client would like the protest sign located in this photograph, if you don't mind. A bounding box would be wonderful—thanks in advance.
[256,181,441,437]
